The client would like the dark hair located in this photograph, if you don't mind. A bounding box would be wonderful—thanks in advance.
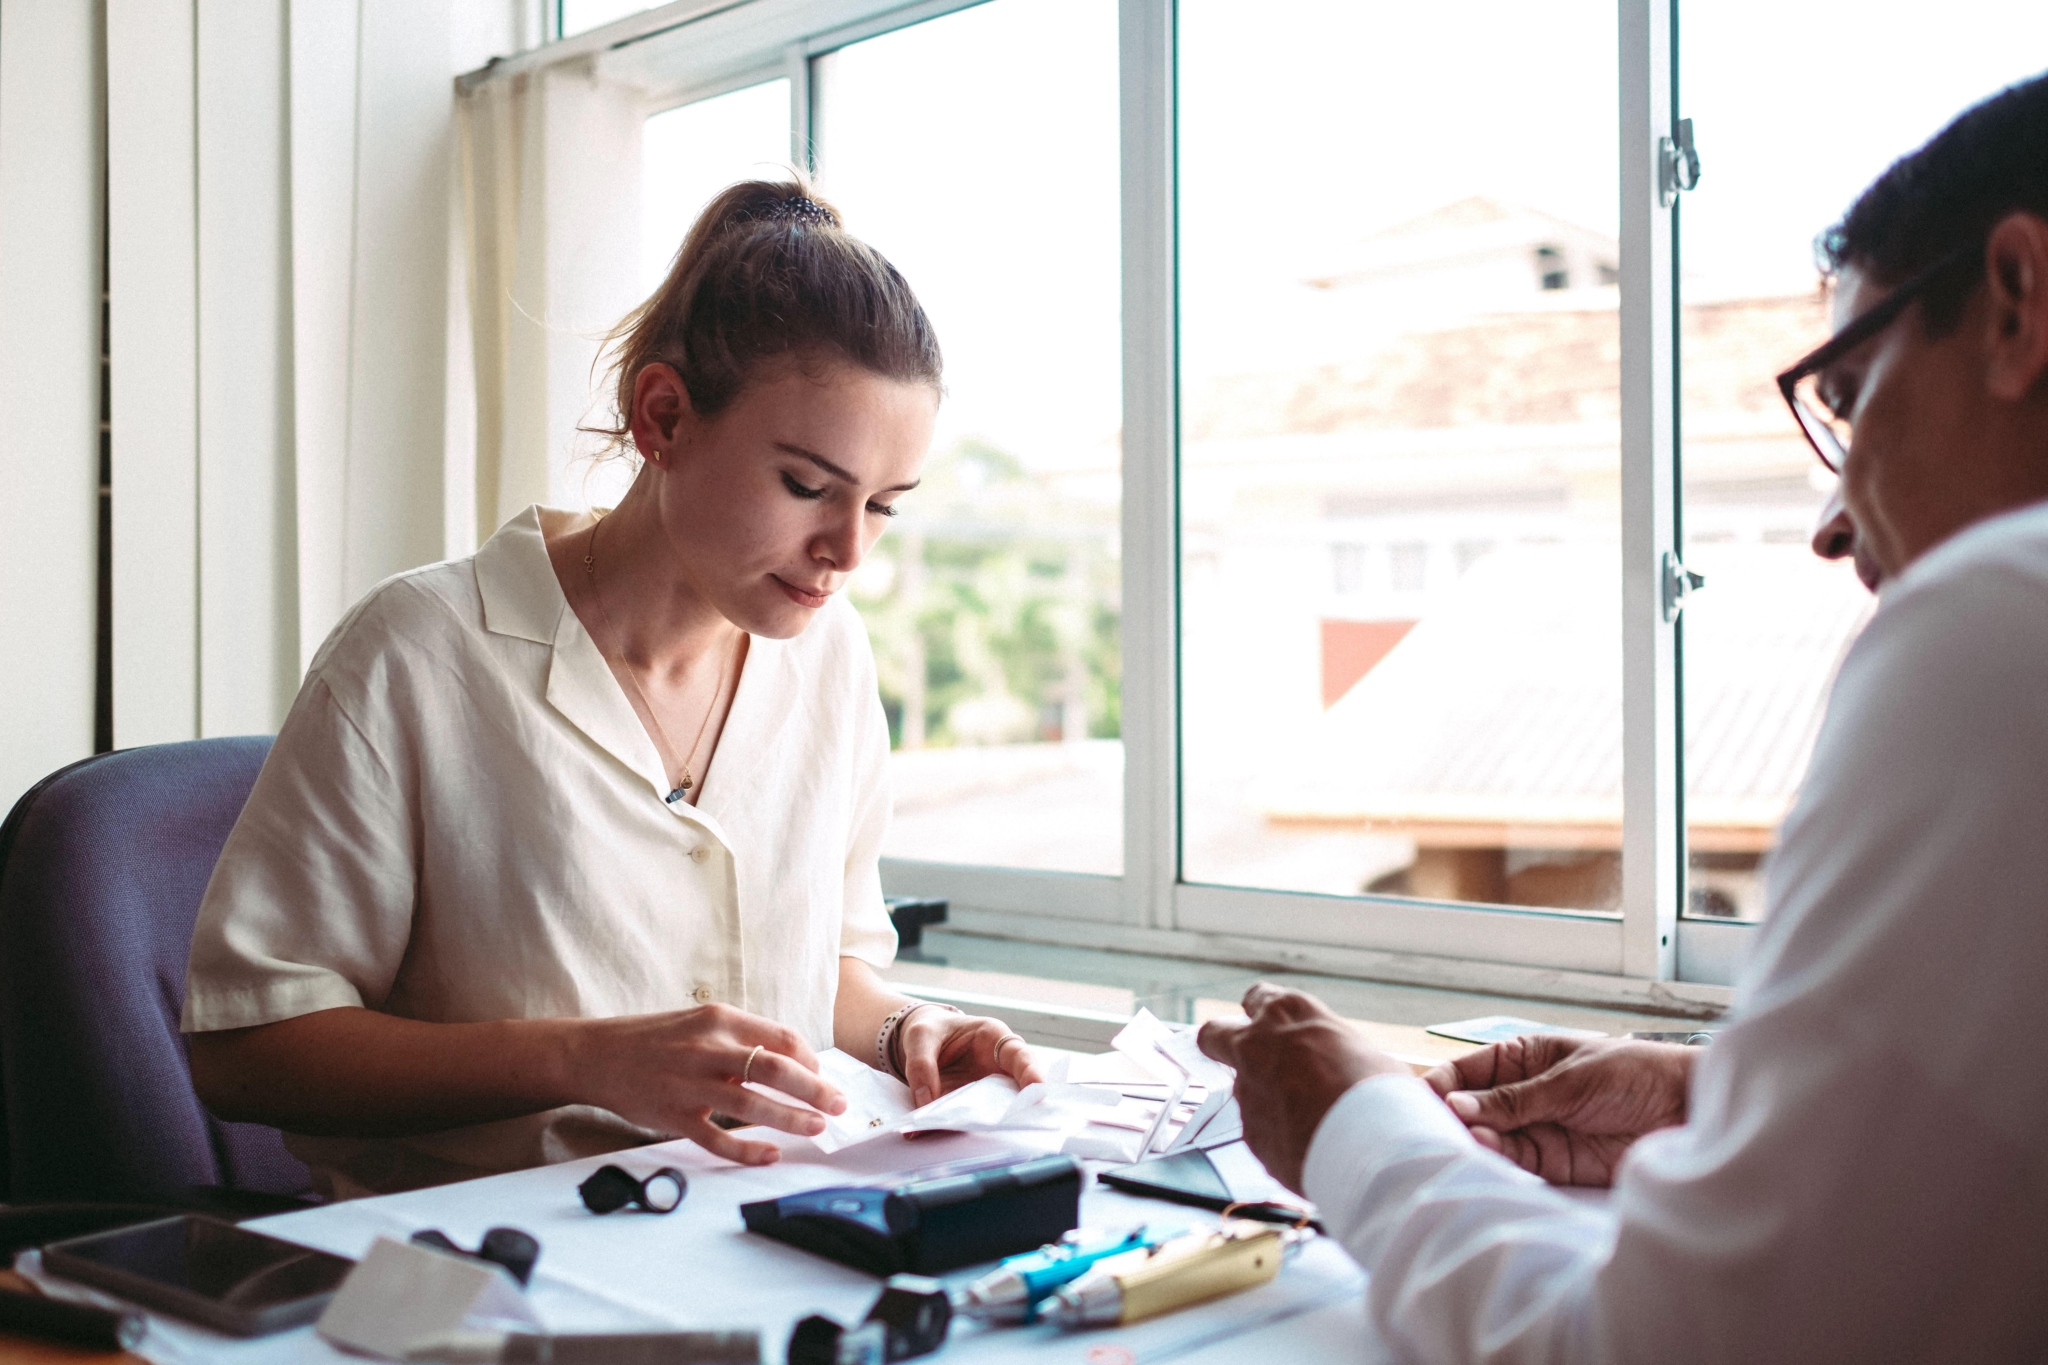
[1817,69,2048,335]
[591,174,942,455]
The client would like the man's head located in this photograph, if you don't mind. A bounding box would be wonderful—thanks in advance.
[1808,71,2048,582]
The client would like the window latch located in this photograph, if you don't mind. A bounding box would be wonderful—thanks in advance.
[1662,551,1706,622]
[1659,117,1701,207]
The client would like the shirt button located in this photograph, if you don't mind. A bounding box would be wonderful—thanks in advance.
[693,986,713,1005]
[689,846,710,864]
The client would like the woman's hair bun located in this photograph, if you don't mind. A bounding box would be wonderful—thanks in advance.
[587,171,940,452]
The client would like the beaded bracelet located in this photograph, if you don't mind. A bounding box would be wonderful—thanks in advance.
[875,1000,961,1080]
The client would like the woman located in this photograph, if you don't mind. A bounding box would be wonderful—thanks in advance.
[183,179,1040,1198]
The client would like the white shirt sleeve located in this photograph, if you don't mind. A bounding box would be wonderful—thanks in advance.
[183,673,417,1031]
[1303,512,2048,1363]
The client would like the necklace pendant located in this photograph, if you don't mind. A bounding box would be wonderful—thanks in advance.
[680,774,693,790]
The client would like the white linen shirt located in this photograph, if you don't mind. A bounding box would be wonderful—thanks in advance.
[182,506,898,1196]
[1304,500,2048,1363]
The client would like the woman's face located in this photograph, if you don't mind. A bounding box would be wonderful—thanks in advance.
[632,356,937,639]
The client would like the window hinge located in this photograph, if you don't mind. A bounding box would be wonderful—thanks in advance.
[1662,551,1706,622]
[1659,117,1701,208]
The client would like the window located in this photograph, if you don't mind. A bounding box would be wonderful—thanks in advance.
[811,0,1123,877]
[1178,0,1625,916]
[559,1,656,38]
[1674,0,2048,921]
[512,0,2041,992]
[641,80,793,296]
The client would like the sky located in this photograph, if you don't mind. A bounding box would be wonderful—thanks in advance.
[633,0,2048,474]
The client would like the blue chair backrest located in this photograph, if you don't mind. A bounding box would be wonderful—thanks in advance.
[0,737,310,1201]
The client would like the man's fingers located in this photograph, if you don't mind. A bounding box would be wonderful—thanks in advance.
[1446,1072,1566,1133]
[1422,1059,1461,1098]
[1197,1016,1249,1066]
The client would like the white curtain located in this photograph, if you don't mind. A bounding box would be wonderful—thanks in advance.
[0,0,102,811]
[0,0,590,809]
[459,56,646,540]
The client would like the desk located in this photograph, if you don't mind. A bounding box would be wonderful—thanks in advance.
[4,1041,1443,1365]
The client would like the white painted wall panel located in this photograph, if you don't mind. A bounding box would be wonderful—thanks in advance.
[197,0,296,736]
[108,0,200,747]
[343,0,453,599]
[288,0,362,668]
[0,0,103,810]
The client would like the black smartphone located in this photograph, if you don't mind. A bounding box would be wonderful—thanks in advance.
[41,1215,355,1337]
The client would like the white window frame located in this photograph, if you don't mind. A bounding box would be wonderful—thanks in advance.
[496,0,1743,1009]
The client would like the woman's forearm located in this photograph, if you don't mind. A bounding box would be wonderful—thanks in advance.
[188,1001,847,1163]
[187,1007,584,1138]
[833,958,914,1066]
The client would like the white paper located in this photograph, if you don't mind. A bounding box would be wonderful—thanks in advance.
[316,1238,538,1360]
[753,1051,1125,1153]
[1112,1008,1235,1091]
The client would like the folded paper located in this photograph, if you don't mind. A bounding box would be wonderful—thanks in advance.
[317,1237,539,1361]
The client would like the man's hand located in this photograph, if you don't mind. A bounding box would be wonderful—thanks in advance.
[1423,1035,1695,1187]
[1197,983,1412,1194]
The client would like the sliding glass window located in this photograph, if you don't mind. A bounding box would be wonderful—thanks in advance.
[813,0,1124,876]
[1673,0,2048,921]
[1179,0,1626,916]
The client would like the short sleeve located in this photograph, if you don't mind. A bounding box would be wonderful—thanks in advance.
[181,674,419,1033]
[837,678,898,971]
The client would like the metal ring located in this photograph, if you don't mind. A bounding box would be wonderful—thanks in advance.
[741,1044,763,1085]
[993,1033,1025,1061]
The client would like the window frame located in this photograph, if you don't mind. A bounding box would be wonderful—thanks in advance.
[559,0,1741,1001]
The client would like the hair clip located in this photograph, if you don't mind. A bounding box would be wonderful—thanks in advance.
[760,195,835,228]
[410,1226,541,1286]
[578,1164,688,1215]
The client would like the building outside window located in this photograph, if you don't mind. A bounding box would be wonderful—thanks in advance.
[560,0,2048,991]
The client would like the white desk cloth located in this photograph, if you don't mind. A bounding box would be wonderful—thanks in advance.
[22,1123,1387,1365]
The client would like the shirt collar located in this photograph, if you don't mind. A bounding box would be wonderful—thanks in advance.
[475,505,572,645]
[475,504,742,846]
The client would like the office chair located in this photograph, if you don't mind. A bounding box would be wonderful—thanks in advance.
[0,737,312,1238]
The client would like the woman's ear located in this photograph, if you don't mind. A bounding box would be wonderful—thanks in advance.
[1981,211,2048,404]
[629,363,696,463]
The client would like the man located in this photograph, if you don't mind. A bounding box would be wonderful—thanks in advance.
[1201,73,2048,1362]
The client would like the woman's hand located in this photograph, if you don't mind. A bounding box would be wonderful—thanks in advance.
[896,1007,1047,1107]
[574,1003,847,1166]
[1422,1035,1696,1187]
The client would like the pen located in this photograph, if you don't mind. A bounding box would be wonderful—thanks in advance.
[403,1328,761,1364]
[0,1285,145,1353]
[1040,1223,1293,1329]
[953,1226,1180,1323]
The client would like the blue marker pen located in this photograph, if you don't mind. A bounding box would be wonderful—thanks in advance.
[954,1227,1180,1324]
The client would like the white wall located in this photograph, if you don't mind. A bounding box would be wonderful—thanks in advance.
[0,0,103,813]
[1,0,528,808]
[104,0,522,752]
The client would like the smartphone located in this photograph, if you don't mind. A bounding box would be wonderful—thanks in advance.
[42,1215,355,1337]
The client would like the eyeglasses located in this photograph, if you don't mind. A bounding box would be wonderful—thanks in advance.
[1777,240,1983,472]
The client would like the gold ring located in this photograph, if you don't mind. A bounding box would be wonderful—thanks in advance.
[742,1044,763,1085]
[994,1034,1025,1061]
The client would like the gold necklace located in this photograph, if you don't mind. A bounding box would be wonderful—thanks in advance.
[583,515,732,803]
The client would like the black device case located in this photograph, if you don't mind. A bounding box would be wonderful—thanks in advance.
[41,1215,354,1337]
[741,1154,1082,1275]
